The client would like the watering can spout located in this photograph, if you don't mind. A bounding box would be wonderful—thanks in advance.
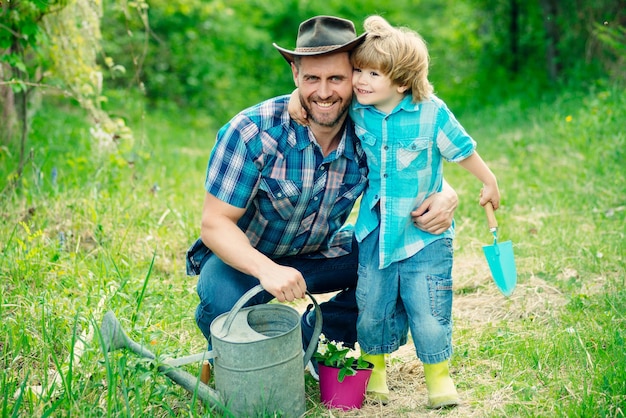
[101,311,133,353]
[99,311,226,412]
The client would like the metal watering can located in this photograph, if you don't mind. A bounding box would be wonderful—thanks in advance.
[210,284,322,416]
[100,284,322,417]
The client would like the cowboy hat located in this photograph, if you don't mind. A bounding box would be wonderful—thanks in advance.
[273,15,367,63]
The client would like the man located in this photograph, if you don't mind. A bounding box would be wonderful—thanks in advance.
[186,16,458,365]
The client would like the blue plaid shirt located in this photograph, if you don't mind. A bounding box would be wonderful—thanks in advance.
[351,94,476,268]
[190,95,367,270]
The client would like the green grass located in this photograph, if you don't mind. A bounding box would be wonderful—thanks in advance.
[1,81,624,417]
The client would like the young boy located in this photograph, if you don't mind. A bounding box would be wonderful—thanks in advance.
[290,15,500,408]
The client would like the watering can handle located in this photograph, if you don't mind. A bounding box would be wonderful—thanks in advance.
[484,202,498,232]
[302,292,323,368]
[219,284,323,369]
[220,284,267,335]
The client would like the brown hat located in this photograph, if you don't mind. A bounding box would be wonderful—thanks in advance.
[273,16,367,63]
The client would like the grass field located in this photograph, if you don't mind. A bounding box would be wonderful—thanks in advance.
[1,81,624,417]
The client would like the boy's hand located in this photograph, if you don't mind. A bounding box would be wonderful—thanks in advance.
[288,88,309,126]
[479,184,500,210]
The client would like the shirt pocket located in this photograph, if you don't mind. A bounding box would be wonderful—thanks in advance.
[257,178,302,221]
[397,136,431,171]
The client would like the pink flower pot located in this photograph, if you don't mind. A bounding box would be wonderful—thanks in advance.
[318,364,373,410]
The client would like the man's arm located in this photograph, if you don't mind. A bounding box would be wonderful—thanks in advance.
[200,192,306,301]
[411,179,458,235]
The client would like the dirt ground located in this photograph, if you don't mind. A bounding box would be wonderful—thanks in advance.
[295,254,569,417]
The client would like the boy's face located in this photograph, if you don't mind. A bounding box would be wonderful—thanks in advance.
[352,66,408,114]
[291,52,353,128]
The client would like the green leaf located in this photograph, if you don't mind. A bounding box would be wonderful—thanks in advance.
[337,367,347,383]
[357,357,372,369]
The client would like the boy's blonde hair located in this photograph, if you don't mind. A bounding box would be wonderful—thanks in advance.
[352,15,433,102]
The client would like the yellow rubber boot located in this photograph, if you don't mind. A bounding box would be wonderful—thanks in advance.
[423,361,460,409]
[361,352,389,403]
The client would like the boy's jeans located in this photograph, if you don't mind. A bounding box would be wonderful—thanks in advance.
[356,229,454,364]
[191,238,360,349]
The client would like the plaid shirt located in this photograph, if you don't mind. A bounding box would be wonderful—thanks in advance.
[203,95,368,260]
[351,94,476,268]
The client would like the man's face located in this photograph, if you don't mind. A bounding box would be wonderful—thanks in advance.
[292,53,353,128]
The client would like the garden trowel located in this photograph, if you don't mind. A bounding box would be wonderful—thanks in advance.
[482,202,517,296]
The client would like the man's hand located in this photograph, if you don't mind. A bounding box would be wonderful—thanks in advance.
[258,264,307,302]
[411,183,458,235]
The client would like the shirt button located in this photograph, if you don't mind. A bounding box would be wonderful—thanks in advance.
[319,166,325,171]
[383,173,388,178]
[313,196,319,201]
[277,192,283,198]
[384,145,389,150]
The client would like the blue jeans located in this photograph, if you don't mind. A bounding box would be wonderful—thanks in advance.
[356,229,454,364]
[192,238,360,348]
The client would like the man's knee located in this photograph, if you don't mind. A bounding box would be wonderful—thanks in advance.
[195,304,213,341]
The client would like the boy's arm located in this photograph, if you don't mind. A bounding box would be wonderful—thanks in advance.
[458,152,500,209]
[287,88,309,126]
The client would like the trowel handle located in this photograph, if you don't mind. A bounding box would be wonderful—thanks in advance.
[484,202,498,231]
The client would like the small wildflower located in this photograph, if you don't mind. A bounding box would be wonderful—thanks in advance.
[565,115,573,122]
[314,335,371,382]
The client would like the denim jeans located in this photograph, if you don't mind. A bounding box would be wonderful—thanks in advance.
[356,228,454,364]
[193,237,360,349]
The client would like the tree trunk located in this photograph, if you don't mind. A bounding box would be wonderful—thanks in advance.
[510,0,519,73]
[0,62,16,144]
[538,0,560,81]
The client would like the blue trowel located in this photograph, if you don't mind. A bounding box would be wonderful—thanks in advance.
[482,202,517,297]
